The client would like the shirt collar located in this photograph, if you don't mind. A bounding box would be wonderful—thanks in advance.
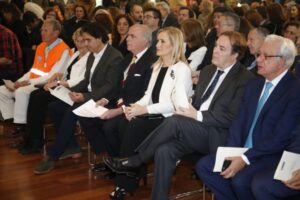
[217,63,235,75]
[47,38,62,51]
[265,69,288,87]
[93,44,108,58]
[134,47,148,63]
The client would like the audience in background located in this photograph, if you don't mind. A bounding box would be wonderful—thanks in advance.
[0,1,300,199]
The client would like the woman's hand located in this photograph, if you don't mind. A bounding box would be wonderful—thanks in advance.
[126,104,147,120]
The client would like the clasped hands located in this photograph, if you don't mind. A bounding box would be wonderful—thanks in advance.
[125,104,147,121]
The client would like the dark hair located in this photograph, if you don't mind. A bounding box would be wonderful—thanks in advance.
[283,20,300,31]
[130,3,143,13]
[94,13,115,34]
[82,22,109,43]
[267,3,286,24]
[179,6,195,18]
[2,3,22,22]
[23,11,38,26]
[245,9,263,27]
[113,14,134,45]
[181,19,206,48]
[220,31,247,61]
[74,4,89,20]
[144,7,162,27]
[213,6,233,15]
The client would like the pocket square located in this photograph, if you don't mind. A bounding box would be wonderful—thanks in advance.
[134,74,141,77]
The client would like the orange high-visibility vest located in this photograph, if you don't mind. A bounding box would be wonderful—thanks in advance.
[29,41,72,79]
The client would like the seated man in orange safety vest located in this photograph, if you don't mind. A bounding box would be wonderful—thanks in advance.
[0,19,72,127]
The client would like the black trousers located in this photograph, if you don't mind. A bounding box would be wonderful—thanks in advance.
[116,116,164,192]
[23,88,57,147]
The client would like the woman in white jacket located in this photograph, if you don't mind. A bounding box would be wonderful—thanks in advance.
[107,27,193,199]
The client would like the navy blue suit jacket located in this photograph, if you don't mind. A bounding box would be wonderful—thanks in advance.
[227,72,300,163]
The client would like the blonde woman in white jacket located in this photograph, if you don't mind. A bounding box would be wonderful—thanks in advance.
[105,27,193,199]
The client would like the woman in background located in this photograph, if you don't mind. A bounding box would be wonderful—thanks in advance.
[112,14,134,56]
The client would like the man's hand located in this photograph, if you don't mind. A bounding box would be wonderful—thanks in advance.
[0,57,12,65]
[14,80,30,89]
[220,156,246,179]
[69,92,85,103]
[176,104,197,120]
[192,70,200,85]
[100,108,123,120]
[96,98,109,107]
[284,169,300,190]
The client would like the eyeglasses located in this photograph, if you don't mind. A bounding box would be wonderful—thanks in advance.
[255,53,283,59]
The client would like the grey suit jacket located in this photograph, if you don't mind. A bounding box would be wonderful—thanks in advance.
[193,62,254,153]
[71,45,123,101]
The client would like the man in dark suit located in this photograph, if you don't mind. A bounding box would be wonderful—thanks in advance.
[252,123,300,200]
[104,31,254,200]
[33,22,123,174]
[78,24,157,167]
[197,35,300,200]
[156,1,179,28]
[242,27,269,74]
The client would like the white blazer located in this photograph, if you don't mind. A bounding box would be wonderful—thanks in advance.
[64,51,88,87]
[184,43,207,71]
[136,61,193,117]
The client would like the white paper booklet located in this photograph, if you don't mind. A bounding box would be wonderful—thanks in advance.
[3,79,15,91]
[49,85,74,106]
[213,147,249,172]
[274,151,300,181]
[72,99,108,118]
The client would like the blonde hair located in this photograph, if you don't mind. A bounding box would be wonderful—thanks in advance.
[72,27,83,42]
[153,27,187,70]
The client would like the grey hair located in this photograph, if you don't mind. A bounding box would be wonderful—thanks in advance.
[265,34,297,68]
[132,24,152,44]
[156,2,170,14]
[222,12,240,31]
[44,19,62,33]
[254,27,269,38]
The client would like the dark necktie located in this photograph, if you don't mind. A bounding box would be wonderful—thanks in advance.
[194,70,224,110]
[122,56,136,87]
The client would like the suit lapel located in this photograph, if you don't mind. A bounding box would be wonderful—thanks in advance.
[90,45,110,82]
[210,63,240,104]
[259,72,293,115]
[194,65,216,100]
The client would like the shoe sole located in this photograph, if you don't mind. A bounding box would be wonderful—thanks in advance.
[59,153,82,160]
[33,165,54,175]
[103,158,137,177]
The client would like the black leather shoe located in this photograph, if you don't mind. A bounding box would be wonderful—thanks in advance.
[92,162,109,172]
[109,187,133,200]
[104,171,116,180]
[103,157,139,177]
